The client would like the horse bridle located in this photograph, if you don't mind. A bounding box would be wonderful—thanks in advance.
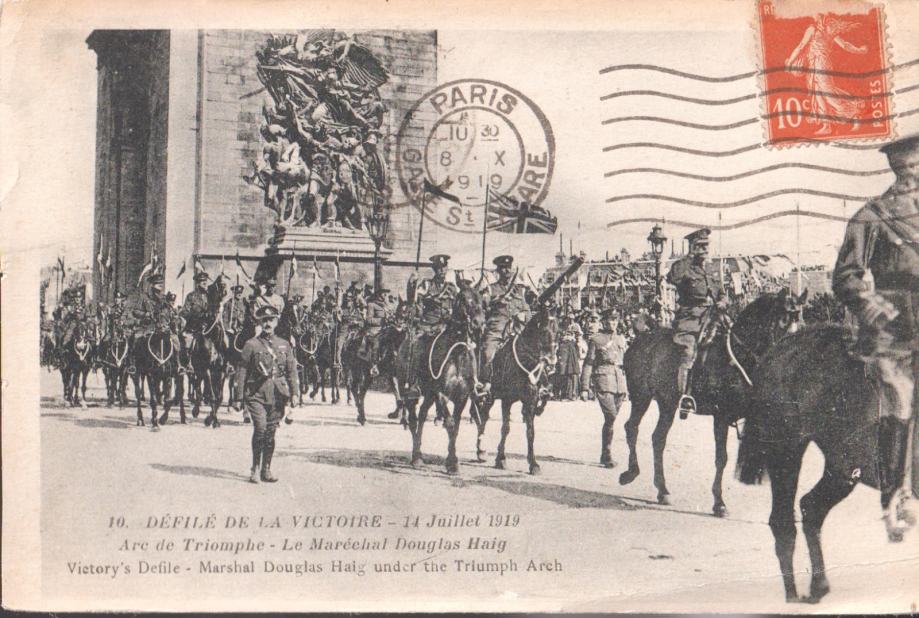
[147,334,174,366]
[510,313,556,387]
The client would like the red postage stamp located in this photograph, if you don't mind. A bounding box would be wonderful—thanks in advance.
[757,0,892,145]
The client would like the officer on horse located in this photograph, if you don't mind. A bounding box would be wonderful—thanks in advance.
[182,271,212,366]
[131,272,180,352]
[362,286,391,376]
[666,228,727,418]
[222,283,248,337]
[477,255,532,398]
[833,132,919,540]
[403,254,458,398]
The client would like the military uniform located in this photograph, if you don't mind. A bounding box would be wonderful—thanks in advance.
[222,289,249,334]
[580,312,628,467]
[666,228,722,415]
[236,306,299,483]
[481,255,530,384]
[832,133,919,539]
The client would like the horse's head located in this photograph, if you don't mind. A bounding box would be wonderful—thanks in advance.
[733,288,807,351]
[523,304,560,370]
[452,280,485,336]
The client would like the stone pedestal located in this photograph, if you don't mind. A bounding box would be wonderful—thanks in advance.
[266,225,392,260]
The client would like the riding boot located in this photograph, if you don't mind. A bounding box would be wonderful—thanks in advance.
[879,416,912,541]
[261,431,278,483]
[249,433,262,484]
[600,417,616,468]
[676,365,697,419]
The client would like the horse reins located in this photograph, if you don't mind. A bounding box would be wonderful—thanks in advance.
[428,328,476,381]
[147,335,174,366]
[511,333,546,386]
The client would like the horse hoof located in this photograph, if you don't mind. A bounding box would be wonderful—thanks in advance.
[158,415,168,425]
[657,494,671,506]
[618,469,639,485]
[476,451,487,463]
[805,580,830,603]
[410,457,423,468]
[529,463,541,476]
[494,459,506,470]
[243,416,251,424]
[445,462,459,475]
[284,416,294,425]
[600,459,617,469]
[212,420,221,428]
[180,417,187,425]
[387,410,400,419]
[204,415,213,427]
[357,415,366,426]
[713,504,728,518]
[192,408,200,419]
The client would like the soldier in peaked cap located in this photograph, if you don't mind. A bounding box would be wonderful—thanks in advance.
[580,308,628,468]
[476,255,532,397]
[222,283,249,336]
[833,132,919,541]
[182,270,210,334]
[666,227,726,418]
[360,286,392,376]
[235,304,299,484]
[250,274,286,329]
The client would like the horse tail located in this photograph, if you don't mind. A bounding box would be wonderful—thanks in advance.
[736,410,768,485]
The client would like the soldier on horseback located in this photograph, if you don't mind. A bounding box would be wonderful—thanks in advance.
[832,132,919,541]
[476,255,532,398]
[403,254,458,399]
[222,284,248,336]
[181,271,211,369]
[666,228,727,418]
[361,286,390,377]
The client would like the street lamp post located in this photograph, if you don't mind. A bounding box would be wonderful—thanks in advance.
[365,208,390,294]
[647,223,667,305]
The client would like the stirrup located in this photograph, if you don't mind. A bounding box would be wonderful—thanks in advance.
[677,394,697,419]
[127,365,136,375]
[403,385,421,401]
[369,364,380,378]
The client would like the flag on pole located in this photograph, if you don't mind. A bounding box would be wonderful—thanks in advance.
[422,178,461,203]
[176,260,187,280]
[234,250,252,280]
[96,241,106,284]
[292,255,299,275]
[138,258,154,286]
[334,251,341,282]
[105,247,112,271]
[311,256,321,279]
[220,255,226,275]
[485,188,558,234]
[193,255,205,274]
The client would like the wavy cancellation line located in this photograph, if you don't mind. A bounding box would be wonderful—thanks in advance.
[598,57,919,81]
[606,209,919,231]
[605,188,873,208]
[602,105,919,130]
[600,83,919,104]
[604,162,892,181]
[603,137,895,156]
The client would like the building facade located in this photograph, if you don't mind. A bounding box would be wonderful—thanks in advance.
[88,29,439,302]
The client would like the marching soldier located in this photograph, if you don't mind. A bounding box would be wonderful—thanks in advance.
[235,305,299,483]
[832,132,919,541]
[580,309,628,468]
[666,228,726,418]
[477,255,531,397]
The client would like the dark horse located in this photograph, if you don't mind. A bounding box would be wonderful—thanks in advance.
[737,323,914,603]
[619,290,806,511]
[97,315,131,406]
[343,299,412,426]
[299,314,340,404]
[395,283,484,473]
[187,278,230,427]
[475,305,560,475]
[131,311,182,428]
[60,318,95,408]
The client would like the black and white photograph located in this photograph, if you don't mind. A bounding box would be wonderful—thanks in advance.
[2,0,919,612]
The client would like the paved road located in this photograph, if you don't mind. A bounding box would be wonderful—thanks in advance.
[40,370,918,613]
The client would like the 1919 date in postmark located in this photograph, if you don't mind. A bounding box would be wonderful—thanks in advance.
[396,79,555,233]
[757,0,892,145]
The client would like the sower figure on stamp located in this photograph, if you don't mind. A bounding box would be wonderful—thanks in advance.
[235,305,299,484]
[832,133,919,541]
[666,228,727,418]
[476,255,531,398]
[403,254,458,400]
[581,308,628,468]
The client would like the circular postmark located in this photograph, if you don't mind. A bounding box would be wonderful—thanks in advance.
[396,79,555,234]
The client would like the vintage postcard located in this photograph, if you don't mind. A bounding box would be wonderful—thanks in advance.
[2,0,919,612]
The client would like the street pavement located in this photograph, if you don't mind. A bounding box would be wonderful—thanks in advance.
[40,370,918,613]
